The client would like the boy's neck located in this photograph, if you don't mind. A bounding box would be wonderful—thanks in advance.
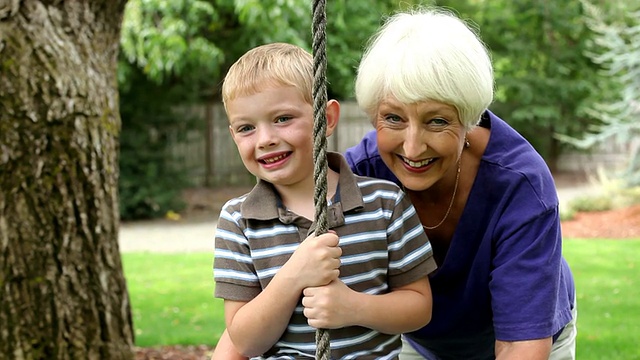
[274,168,340,221]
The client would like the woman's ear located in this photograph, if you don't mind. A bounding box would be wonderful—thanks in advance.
[325,99,340,137]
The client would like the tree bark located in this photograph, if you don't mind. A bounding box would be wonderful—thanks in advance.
[0,1,133,359]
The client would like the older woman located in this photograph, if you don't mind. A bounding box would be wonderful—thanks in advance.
[212,7,576,360]
[344,7,576,360]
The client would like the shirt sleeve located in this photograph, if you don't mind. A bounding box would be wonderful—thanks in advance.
[213,202,262,301]
[386,189,437,288]
[490,182,573,341]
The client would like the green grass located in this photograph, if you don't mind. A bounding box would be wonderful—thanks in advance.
[123,240,640,359]
[563,239,640,360]
[122,252,226,347]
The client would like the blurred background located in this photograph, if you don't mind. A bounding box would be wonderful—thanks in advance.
[117,0,640,221]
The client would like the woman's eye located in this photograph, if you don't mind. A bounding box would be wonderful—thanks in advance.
[383,114,402,123]
[429,117,448,126]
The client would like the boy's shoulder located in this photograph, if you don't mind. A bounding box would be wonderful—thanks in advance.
[219,191,251,215]
[218,180,283,221]
[349,174,408,209]
[352,174,403,193]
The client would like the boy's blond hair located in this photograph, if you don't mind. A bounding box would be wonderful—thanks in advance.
[222,43,314,107]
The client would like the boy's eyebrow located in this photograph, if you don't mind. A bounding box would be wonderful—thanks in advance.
[227,104,308,124]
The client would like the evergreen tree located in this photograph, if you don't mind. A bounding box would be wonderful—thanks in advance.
[570,1,640,185]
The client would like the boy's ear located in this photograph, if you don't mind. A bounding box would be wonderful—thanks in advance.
[228,125,237,140]
[325,99,340,137]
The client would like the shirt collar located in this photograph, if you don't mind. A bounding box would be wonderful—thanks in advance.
[240,152,364,221]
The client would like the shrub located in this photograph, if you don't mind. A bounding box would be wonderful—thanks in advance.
[560,206,577,221]
[118,66,198,220]
[568,195,613,213]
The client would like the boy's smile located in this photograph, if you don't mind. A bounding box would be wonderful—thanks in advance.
[258,151,292,167]
[226,85,315,188]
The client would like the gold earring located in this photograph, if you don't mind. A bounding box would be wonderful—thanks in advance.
[464,138,470,148]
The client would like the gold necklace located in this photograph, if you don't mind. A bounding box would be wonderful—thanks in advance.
[422,157,461,230]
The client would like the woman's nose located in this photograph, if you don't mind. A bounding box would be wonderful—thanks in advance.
[403,127,427,158]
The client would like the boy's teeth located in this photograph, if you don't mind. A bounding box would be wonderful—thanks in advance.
[264,154,286,163]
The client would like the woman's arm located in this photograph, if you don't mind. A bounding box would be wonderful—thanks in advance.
[495,338,552,360]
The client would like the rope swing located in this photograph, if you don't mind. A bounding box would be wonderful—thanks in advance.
[311,0,330,359]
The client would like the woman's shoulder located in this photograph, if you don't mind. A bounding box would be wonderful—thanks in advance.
[483,111,552,175]
[479,111,558,206]
[344,130,378,161]
[345,131,401,186]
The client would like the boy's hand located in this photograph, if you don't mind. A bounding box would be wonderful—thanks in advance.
[282,231,341,290]
[302,279,356,329]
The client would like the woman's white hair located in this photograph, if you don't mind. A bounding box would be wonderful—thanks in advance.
[355,8,494,129]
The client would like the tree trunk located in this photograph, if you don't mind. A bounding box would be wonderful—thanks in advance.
[0,1,133,359]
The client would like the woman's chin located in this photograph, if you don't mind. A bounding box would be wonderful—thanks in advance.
[399,179,432,192]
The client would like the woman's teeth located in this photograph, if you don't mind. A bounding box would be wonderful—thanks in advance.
[403,157,434,167]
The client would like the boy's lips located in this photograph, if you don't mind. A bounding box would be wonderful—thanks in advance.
[258,151,291,164]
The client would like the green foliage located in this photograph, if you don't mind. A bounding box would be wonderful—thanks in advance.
[120,0,311,92]
[120,0,224,84]
[118,66,198,220]
[559,206,577,221]
[324,0,399,99]
[560,1,640,186]
[567,195,613,213]
[472,0,603,168]
[119,0,409,100]
[563,168,640,215]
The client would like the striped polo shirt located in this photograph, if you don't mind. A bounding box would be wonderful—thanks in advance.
[214,152,436,359]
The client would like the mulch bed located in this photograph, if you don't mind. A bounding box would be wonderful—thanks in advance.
[560,204,640,239]
[135,345,214,360]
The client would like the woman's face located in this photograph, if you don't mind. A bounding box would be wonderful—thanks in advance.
[375,96,466,191]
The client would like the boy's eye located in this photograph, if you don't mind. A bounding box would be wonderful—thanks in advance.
[236,124,254,133]
[275,116,291,123]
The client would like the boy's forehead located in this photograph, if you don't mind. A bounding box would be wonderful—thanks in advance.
[226,85,312,120]
[229,82,308,102]
[231,78,289,97]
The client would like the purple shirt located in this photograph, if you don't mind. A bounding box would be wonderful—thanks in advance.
[345,111,575,358]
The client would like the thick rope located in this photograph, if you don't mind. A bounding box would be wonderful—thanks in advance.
[311,0,330,359]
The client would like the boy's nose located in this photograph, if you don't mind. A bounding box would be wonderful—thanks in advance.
[257,127,278,148]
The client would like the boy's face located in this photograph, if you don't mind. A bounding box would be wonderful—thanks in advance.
[227,85,315,188]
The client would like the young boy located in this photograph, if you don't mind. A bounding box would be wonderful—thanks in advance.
[213,42,437,359]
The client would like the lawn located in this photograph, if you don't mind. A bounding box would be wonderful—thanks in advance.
[562,239,640,360]
[123,253,226,346]
[123,239,640,359]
